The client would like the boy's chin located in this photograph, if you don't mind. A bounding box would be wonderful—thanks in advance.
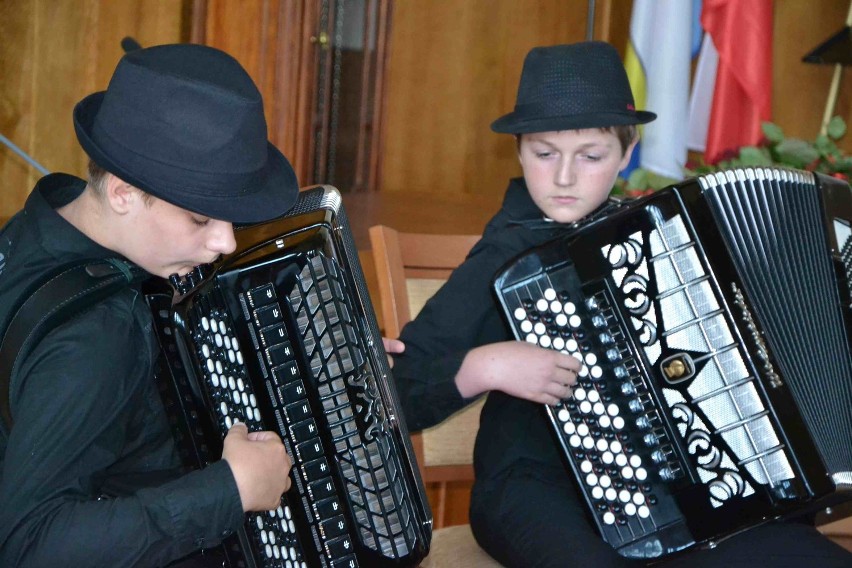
[544,209,591,225]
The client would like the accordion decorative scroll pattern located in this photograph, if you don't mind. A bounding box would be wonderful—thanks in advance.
[493,167,852,559]
[148,186,431,568]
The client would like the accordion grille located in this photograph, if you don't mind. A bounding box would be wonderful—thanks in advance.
[699,168,852,476]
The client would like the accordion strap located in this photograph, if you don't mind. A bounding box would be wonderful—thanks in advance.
[0,258,147,436]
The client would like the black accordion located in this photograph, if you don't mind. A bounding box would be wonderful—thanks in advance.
[144,186,432,568]
[493,167,852,559]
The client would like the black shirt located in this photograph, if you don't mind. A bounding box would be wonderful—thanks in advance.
[0,174,244,567]
[391,177,573,482]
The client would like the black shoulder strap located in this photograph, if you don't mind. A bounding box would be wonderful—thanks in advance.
[0,258,148,435]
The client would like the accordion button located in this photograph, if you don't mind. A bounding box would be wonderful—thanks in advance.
[660,467,677,481]
[326,536,354,558]
[321,515,349,539]
[316,496,343,518]
[297,438,324,461]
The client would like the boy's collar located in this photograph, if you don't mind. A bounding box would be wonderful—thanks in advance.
[503,177,545,221]
[503,176,623,231]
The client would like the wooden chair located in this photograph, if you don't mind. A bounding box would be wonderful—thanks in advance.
[820,514,852,553]
[368,224,503,567]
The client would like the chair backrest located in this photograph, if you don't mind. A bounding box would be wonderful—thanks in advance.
[368,224,483,527]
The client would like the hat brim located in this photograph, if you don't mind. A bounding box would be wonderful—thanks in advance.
[491,110,657,134]
[73,91,300,225]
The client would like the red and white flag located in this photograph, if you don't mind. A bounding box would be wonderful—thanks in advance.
[687,0,773,163]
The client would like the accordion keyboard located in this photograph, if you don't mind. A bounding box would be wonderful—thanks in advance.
[188,301,309,567]
[242,251,416,565]
[502,269,685,553]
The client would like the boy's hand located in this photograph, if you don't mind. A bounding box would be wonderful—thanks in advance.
[456,341,579,405]
[382,337,405,368]
[222,422,292,512]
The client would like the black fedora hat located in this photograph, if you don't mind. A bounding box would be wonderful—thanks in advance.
[491,41,656,134]
[74,43,299,224]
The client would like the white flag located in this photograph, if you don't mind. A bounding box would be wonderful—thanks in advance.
[626,0,694,180]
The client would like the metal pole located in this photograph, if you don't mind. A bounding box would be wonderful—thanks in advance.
[587,0,596,41]
[820,0,852,135]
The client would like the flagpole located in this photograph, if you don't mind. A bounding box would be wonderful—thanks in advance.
[820,0,852,135]
[587,0,595,40]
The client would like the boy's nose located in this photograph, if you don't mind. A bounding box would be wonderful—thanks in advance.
[209,221,237,256]
[555,157,575,187]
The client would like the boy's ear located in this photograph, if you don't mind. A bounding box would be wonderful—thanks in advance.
[104,174,138,215]
[620,136,640,170]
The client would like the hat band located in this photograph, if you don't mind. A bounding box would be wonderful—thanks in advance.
[513,100,638,117]
[93,122,269,199]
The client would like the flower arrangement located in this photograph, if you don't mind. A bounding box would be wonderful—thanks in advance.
[615,116,851,197]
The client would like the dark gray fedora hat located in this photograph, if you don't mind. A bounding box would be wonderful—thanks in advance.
[491,41,656,134]
[74,43,299,224]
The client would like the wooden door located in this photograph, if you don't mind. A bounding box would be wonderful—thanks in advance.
[196,0,391,192]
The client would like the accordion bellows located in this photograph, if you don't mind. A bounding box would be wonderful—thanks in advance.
[493,167,852,559]
[145,186,432,568]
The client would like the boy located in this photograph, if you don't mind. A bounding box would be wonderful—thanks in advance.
[0,44,296,566]
[390,42,852,567]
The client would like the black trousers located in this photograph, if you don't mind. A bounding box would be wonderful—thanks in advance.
[470,463,852,568]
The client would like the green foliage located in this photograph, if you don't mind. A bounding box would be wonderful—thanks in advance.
[615,117,851,196]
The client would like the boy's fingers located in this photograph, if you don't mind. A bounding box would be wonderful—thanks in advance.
[228,421,248,437]
[247,430,279,442]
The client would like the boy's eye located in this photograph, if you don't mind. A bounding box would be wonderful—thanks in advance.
[535,151,554,158]
[582,154,602,161]
[191,216,211,227]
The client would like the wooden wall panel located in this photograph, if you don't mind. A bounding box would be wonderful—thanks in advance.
[379,0,592,199]
[0,0,187,220]
[773,0,852,143]
[200,0,319,186]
